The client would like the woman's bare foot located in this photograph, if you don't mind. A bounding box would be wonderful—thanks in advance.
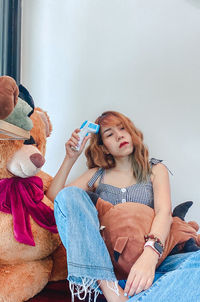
[99,280,128,302]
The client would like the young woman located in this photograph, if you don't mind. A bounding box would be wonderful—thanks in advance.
[46,111,199,302]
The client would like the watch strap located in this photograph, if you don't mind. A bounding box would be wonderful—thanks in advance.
[144,240,163,258]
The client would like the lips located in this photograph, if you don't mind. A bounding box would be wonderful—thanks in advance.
[119,142,129,148]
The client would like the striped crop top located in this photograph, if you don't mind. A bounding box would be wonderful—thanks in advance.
[87,158,165,209]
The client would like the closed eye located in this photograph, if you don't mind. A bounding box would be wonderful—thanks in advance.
[106,132,113,137]
[117,123,125,131]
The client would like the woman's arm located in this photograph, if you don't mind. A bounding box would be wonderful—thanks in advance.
[46,129,93,201]
[124,163,173,297]
[148,163,173,244]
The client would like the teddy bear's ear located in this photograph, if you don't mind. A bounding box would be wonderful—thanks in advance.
[18,84,35,116]
[96,198,113,217]
[172,201,193,221]
[0,76,19,119]
[35,108,52,137]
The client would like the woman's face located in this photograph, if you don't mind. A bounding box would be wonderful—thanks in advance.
[100,122,134,158]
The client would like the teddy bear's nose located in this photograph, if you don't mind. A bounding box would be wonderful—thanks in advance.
[30,153,45,168]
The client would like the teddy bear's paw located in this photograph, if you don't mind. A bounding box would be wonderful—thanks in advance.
[0,258,53,302]
[188,220,199,232]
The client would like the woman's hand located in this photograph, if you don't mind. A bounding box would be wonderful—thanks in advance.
[124,248,158,297]
[65,129,91,159]
[46,128,91,201]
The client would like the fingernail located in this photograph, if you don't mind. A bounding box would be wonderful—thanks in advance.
[124,293,128,297]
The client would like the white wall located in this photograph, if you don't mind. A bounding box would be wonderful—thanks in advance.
[21,0,200,222]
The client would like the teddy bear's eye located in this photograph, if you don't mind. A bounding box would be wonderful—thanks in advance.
[24,136,36,145]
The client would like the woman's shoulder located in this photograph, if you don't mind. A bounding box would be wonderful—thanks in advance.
[150,158,172,173]
[79,167,100,181]
[150,158,171,182]
[66,167,100,191]
[151,161,168,174]
[87,167,104,189]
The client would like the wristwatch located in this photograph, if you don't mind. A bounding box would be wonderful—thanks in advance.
[144,240,163,258]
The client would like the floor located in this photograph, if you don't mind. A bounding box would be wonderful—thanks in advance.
[28,280,106,302]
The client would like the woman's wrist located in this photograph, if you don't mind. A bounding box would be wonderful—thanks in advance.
[63,154,77,166]
[142,245,159,264]
[144,234,164,259]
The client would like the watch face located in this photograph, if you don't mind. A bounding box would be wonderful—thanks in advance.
[154,241,163,254]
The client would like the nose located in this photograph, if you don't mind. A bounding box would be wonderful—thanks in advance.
[116,130,124,141]
[30,153,45,168]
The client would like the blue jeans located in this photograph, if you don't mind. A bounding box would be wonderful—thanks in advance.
[119,250,200,301]
[54,186,117,301]
[54,186,200,302]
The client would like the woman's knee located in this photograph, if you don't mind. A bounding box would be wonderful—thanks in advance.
[54,186,88,215]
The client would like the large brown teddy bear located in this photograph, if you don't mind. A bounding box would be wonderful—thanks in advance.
[0,76,67,302]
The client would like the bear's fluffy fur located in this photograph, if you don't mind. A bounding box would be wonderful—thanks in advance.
[0,76,67,302]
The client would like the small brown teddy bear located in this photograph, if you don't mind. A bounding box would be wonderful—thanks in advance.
[94,196,200,280]
[0,76,67,302]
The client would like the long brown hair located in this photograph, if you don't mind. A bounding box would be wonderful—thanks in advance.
[85,111,151,182]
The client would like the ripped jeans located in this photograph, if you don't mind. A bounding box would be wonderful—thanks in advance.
[54,186,200,302]
[121,249,200,301]
[54,186,118,302]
